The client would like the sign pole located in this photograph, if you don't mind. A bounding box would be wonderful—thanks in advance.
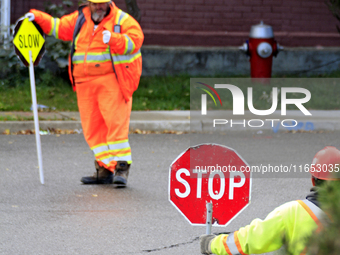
[206,202,213,234]
[29,50,44,184]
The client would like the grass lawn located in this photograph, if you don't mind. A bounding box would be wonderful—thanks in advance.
[0,70,340,112]
[0,72,191,112]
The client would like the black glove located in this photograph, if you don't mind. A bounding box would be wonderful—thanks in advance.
[199,234,215,254]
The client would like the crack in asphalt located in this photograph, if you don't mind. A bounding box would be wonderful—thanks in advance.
[141,233,230,253]
[142,236,199,253]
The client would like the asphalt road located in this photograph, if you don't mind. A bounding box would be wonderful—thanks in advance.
[1,131,339,254]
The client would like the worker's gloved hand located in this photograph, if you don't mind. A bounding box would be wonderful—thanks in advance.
[199,234,215,254]
[24,13,35,22]
[102,30,111,44]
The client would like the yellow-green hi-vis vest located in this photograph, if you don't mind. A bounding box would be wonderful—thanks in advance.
[211,199,326,255]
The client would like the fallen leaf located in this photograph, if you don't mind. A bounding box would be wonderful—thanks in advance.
[129,129,187,135]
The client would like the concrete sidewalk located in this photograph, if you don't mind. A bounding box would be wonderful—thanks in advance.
[0,110,339,133]
[0,111,191,133]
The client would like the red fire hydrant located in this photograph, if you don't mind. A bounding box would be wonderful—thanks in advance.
[240,21,283,78]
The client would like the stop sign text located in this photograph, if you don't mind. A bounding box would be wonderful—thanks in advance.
[175,168,245,200]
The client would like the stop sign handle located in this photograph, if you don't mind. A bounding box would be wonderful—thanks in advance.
[206,202,213,235]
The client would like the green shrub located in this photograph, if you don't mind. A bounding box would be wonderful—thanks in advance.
[326,0,340,32]
[0,0,75,88]
[307,175,340,254]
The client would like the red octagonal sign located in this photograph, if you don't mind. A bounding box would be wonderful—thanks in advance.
[169,144,252,226]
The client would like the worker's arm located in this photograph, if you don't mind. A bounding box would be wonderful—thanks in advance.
[104,13,144,55]
[209,205,288,255]
[29,9,78,41]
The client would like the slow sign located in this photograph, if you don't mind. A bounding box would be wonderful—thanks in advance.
[13,17,45,66]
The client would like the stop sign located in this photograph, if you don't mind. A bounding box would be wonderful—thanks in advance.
[169,144,251,226]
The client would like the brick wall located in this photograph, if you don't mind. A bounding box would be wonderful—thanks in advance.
[11,0,340,46]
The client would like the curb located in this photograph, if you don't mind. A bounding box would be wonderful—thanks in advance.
[0,111,191,133]
[1,110,340,133]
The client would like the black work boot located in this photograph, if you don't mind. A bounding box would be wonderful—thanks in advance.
[81,161,113,184]
[113,161,130,187]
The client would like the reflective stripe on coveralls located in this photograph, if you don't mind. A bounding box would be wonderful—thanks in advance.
[116,9,128,24]
[297,199,325,232]
[222,232,244,255]
[48,18,60,38]
[123,34,135,54]
[91,140,132,165]
[115,10,136,54]
[212,199,327,255]
[72,50,141,64]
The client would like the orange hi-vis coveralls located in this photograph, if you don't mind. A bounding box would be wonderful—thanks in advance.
[30,3,144,171]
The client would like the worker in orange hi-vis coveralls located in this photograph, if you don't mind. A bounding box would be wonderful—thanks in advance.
[24,0,144,187]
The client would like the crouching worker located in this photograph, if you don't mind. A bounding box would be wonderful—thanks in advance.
[24,0,144,187]
[200,146,340,255]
